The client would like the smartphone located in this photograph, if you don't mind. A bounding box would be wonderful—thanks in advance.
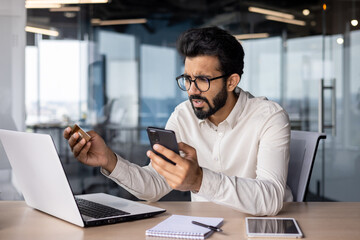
[71,124,91,143]
[147,127,179,165]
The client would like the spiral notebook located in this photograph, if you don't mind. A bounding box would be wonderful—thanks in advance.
[146,214,224,239]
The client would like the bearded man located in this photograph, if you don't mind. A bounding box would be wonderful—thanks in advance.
[64,26,292,216]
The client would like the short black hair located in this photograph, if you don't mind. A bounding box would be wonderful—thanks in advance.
[176,26,244,78]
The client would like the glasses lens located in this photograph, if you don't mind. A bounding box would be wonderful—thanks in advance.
[176,75,211,92]
[177,76,189,91]
[195,76,210,92]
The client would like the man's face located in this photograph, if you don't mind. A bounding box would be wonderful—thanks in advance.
[184,55,228,119]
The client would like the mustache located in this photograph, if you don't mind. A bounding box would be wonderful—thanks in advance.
[189,95,207,101]
[189,94,210,109]
[189,95,210,107]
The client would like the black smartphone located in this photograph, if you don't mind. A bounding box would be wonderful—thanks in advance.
[147,127,179,165]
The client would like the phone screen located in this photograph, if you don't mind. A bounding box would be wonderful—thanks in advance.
[147,127,179,165]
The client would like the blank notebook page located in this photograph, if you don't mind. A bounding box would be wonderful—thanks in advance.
[146,214,224,239]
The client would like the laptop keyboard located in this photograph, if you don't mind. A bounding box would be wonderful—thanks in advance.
[75,197,130,219]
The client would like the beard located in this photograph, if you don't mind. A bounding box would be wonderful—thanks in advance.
[189,83,228,120]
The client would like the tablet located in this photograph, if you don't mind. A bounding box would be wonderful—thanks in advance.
[246,217,303,238]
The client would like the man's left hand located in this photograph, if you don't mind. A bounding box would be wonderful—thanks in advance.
[147,142,203,192]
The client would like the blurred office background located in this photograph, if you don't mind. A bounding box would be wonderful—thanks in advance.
[1,0,359,202]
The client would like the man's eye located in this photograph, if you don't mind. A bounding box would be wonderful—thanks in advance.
[197,77,208,82]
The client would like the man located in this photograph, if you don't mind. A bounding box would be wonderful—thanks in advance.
[64,27,292,216]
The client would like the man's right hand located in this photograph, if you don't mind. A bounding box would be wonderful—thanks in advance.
[63,127,117,173]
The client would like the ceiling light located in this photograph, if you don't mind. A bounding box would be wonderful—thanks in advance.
[92,18,148,26]
[50,7,81,12]
[25,0,108,8]
[336,38,344,45]
[265,15,306,26]
[234,33,270,40]
[302,9,310,16]
[26,3,61,8]
[248,6,294,20]
[351,19,358,27]
[25,26,59,37]
[27,0,108,3]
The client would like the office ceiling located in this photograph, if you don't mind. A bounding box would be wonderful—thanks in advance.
[27,0,360,40]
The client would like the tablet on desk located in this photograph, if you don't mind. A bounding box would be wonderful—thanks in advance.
[246,217,303,238]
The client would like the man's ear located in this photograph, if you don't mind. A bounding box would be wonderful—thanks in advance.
[227,74,240,91]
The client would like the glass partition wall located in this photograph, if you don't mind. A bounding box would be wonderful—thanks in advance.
[25,1,360,201]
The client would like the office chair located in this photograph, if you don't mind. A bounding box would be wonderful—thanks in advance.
[287,130,326,202]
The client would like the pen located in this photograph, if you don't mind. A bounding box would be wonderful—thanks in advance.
[191,221,223,232]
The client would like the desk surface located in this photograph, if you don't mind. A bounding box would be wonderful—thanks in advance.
[0,201,359,240]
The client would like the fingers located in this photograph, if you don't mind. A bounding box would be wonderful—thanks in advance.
[66,129,89,159]
[148,150,182,186]
[68,132,80,149]
[147,149,181,177]
[148,143,201,191]
[72,138,87,158]
[63,127,72,140]
[77,141,91,162]
[148,149,201,191]
[152,144,181,164]
[147,149,176,171]
[147,145,190,178]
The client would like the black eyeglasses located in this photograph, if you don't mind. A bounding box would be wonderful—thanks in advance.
[176,74,228,92]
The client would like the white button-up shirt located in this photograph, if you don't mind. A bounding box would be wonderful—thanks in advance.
[102,87,292,216]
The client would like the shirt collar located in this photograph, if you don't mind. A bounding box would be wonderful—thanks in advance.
[197,87,247,129]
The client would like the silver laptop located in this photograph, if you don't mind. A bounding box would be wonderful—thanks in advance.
[0,129,165,227]
[0,114,17,169]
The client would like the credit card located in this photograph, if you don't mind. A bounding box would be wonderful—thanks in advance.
[71,124,91,143]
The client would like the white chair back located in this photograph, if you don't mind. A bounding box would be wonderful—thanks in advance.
[287,130,326,202]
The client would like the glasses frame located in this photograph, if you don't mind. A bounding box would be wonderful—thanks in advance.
[176,74,229,92]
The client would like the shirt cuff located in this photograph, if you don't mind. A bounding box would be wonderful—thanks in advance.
[196,167,222,200]
[100,153,131,181]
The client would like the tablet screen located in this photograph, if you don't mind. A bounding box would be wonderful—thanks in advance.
[246,217,303,238]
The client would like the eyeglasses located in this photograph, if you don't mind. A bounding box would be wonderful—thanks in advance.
[176,74,228,92]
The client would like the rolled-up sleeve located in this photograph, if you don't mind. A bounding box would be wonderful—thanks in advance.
[101,154,172,202]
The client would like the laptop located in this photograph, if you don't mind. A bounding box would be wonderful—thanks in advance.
[0,114,17,169]
[0,129,166,227]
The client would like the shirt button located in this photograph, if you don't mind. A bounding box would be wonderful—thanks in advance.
[218,132,223,137]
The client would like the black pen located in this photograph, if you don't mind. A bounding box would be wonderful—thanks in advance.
[191,221,223,232]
